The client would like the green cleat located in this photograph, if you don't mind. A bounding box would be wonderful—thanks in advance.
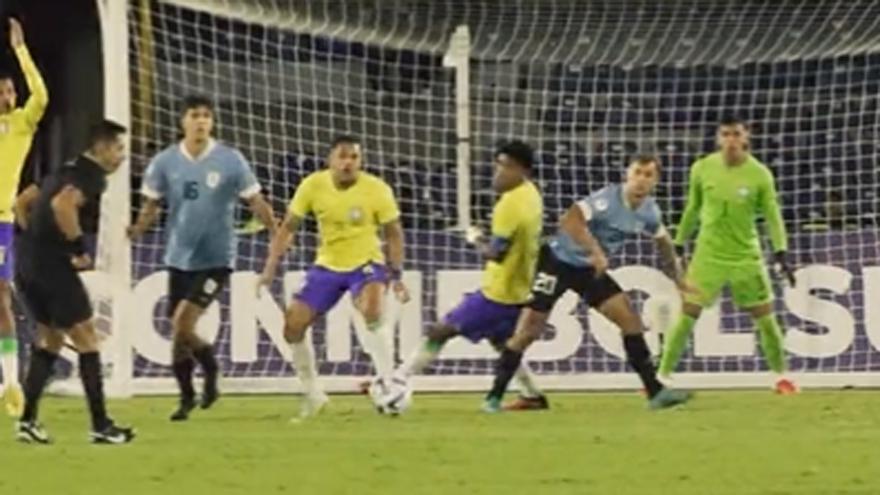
[648,388,692,410]
[481,397,502,414]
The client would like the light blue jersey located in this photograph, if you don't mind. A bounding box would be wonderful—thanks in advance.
[142,139,260,270]
[549,184,664,267]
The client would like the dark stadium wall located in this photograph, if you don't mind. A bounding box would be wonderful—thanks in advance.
[0,0,102,186]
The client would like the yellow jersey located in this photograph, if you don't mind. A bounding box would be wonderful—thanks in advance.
[0,45,48,222]
[481,180,543,304]
[289,170,400,271]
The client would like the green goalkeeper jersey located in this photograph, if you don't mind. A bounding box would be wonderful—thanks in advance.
[674,151,787,263]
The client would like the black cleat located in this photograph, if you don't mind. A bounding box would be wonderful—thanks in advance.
[170,397,197,421]
[90,421,135,444]
[200,386,219,410]
[16,420,52,444]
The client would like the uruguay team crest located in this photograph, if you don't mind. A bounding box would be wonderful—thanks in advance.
[594,198,609,211]
[634,220,645,231]
[206,171,221,189]
[349,206,364,223]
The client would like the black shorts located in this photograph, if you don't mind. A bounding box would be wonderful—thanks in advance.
[167,267,231,317]
[15,253,92,328]
[527,244,623,313]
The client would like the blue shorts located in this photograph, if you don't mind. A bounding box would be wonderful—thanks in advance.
[0,222,13,281]
[442,290,522,344]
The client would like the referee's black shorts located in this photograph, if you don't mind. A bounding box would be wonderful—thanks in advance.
[527,244,623,313]
[167,267,231,317]
[15,251,92,329]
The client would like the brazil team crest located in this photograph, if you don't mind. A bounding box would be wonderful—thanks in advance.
[0,121,8,135]
[206,171,221,189]
[349,206,364,223]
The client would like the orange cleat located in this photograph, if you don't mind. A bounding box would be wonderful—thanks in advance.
[358,380,371,395]
[503,395,550,411]
[775,378,799,395]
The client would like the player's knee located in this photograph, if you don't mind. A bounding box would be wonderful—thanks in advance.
[171,304,201,335]
[748,303,772,319]
[682,302,703,319]
[68,322,100,353]
[426,323,456,345]
[40,331,65,354]
[356,291,383,326]
[284,323,306,343]
[615,311,645,336]
[360,306,383,328]
[284,302,315,343]
[283,314,309,343]
[522,310,546,336]
[508,311,545,349]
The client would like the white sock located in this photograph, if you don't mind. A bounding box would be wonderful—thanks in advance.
[513,362,541,398]
[289,334,322,396]
[361,319,394,379]
[399,340,442,378]
[0,337,18,387]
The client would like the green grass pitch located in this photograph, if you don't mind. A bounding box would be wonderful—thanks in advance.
[0,391,878,494]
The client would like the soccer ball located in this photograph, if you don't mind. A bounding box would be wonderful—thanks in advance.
[368,375,413,416]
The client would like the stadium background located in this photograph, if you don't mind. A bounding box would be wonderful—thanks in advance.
[2,0,880,393]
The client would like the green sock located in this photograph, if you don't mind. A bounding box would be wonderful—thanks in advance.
[0,337,16,354]
[658,315,696,377]
[425,339,444,353]
[755,314,786,373]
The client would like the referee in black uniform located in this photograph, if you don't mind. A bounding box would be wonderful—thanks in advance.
[12,120,135,444]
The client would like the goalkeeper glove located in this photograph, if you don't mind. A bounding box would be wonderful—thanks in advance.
[774,251,796,287]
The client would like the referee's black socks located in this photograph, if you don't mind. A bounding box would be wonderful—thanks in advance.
[79,352,109,430]
[21,347,58,423]
[487,347,523,401]
[623,334,663,398]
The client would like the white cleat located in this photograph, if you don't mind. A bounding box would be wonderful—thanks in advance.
[295,392,329,421]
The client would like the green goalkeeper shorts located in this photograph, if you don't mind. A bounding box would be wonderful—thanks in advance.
[684,255,773,308]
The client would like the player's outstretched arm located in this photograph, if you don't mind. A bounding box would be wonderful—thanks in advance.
[13,183,39,230]
[383,220,410,303]
[9,19,48,127]
[559,203,608,274]
[128,197,161,240]
[51,185,90,269]
[674,161,703,249]
[258,213,300,290]
[245,192,277,236]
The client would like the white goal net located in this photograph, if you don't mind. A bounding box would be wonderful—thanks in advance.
[95,0,880,394]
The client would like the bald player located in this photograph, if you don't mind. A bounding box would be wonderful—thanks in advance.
[258,136,410,419]
[0,18,48,416]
